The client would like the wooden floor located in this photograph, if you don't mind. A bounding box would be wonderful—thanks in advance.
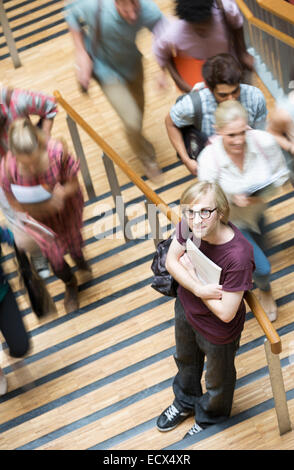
[0,0,294,451]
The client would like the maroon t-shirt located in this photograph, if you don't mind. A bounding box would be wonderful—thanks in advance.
[176,220,255,344]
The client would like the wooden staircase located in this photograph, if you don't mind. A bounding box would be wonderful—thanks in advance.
[0,0,66,62]
[0,159,293,450]
[0,0,293,451]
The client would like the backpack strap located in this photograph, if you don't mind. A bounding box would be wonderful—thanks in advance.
[188,90,202,131]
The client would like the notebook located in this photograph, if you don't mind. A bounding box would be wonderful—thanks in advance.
[186,238,222,284]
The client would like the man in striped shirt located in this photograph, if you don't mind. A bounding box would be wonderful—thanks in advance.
[166,54,267,175]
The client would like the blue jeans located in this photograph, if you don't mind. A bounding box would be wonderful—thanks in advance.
[172,298,240,428]
[240,227,271,291]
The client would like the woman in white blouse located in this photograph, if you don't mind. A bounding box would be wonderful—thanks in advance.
[197,100,289,321]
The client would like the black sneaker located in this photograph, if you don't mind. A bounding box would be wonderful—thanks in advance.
[184,422,203,438]
[156,404,193,432]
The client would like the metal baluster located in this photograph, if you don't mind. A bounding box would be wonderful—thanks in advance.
[0,0,21,68]
[102,153,132,242]
[66,115,96,200]
[144,198,163,248]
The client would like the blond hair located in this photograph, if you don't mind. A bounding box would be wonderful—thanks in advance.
[8,118,46,155]
[180,180,230,224]
[214,100,248,131]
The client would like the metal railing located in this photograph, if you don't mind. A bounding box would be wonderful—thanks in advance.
[236,0,294,94]
[0,0,21,68]
[54,89,291,436]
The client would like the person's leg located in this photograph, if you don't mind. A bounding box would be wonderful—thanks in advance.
[241,228,277,321]
[191,331,240,431]
[66,229,92,273]
[172,298,204,409]
[13,226,50,279]
[0,286,30,358]
[157,298,202,431]
[51,260,79,314]
[96,72,161,181]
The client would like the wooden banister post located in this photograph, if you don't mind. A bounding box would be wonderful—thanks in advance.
[244,291,281,354]
[264,339,292,436]
[0,0,21,68]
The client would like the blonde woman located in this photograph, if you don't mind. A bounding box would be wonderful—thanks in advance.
[0,118,89,314]
[156,181,254,436]
[197,100,289,321]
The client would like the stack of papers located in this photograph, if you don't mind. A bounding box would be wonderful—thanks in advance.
[186,238,222,284]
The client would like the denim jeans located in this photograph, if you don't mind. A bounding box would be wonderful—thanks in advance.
[240,226,271,292]
[172,298,240,429]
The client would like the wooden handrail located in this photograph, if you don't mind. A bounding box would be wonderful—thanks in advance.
[235,0,294,48]
[53,90,179,227]
[54,90,282,354]
[257,0,294,25]
[244,291,282,354]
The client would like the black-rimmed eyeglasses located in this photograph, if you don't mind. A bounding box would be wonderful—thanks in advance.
[183,208,218,220]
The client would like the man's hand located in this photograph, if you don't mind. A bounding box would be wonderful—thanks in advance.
[76,50,93,92]
[179,254,222,300]
[195,283,223,300]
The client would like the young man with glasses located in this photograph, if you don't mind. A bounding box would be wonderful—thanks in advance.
[156,181,255,438]
[165,53,267,175]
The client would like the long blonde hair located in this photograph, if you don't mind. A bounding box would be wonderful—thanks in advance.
[180,180,230,223]
[8,117,47,155]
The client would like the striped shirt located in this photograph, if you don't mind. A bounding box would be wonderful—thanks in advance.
[170,83,267,137]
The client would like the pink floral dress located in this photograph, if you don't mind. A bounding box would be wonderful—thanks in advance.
[0,139,84,272]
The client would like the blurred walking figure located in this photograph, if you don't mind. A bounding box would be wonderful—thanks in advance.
[0,226,30,396]
[153,0,254,93]
[0,85,58,279]
[197,101,289,322]
[0,118,89,314]
[267,75,294,185]
[166,54,267,175]
[65,0,167,183]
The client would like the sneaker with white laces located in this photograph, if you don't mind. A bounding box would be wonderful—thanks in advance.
[31,254,51,279]
[184,422,203,438]
[0,373,8,396]
[156,403,193,432]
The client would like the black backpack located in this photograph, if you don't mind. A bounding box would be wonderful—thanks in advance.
[151,236,178,297]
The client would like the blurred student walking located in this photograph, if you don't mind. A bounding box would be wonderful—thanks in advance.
[0,118,89,314]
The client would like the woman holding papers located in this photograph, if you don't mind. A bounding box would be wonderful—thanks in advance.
[197,100,289,322]
[0,118,89,314]
[156,181,255,437]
